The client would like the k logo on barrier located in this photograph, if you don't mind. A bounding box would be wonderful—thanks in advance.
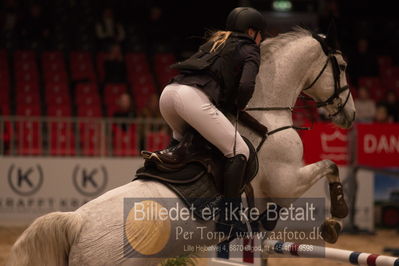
[72,165,108,197]
[8,164,44,196]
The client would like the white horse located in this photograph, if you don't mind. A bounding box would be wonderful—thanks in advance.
[7,27,356,266]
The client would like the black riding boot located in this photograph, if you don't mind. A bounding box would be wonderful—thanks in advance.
[217,154,248,235]
[167,138,180,148]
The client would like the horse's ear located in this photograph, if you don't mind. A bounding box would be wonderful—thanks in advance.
[326,17,340,51]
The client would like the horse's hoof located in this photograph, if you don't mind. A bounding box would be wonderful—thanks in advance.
[329,182,349,218]
[320,219,341,244]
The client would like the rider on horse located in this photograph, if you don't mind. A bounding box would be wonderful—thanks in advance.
[141,7,266,231]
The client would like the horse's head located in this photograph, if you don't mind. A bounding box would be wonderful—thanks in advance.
[302,31,356,129]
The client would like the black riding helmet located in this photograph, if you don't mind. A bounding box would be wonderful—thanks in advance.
[226,7,267,41]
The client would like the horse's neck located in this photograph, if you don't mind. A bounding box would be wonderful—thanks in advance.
[242,36,321,202]
[246,37,318,130]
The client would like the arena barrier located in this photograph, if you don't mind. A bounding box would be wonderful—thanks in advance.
[265,240,399,266]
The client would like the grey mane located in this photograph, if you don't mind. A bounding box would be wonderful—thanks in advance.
[261,26,312,59]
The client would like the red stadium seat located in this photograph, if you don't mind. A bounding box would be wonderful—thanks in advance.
[103,84,129,116]
[127,63,151,82]
[15,66,39,83]
[96,52,106,82]
[70,51,91,65]
[112,124,138,156]
[77,105,102,117]
[125,52,147,65]
[17,91,41,106]
[145,131,170,152]
[45,82,69,94]
[154,53,176,68]
[75,82,101,107]
[0,49,6,61]
[0,104,10,115]
[358,76,385,101]
[377,55,392,65]
[45,84,71,110]
[70,63,96,82]
[42,51,68,84]
[384,77,399,93]
[16,81,39,93]
[130,73,156,90]
[103,83,127,105]
[16,105,41,116]
[46,92,71,107]
[47,105,72,117]
[76,93,101,106]
[42,51,64,65]
[126,52,150,80]
[156,67,179,88]
[14,60,37,71]
[0,68,10,83]
[16,121,42,155]
[43,61,65,72]
[154,54,178,86]
[377,56,393,72]
[48,122,75,155]
[43,69,68,83]
[0,86,9,105]
[105,101,120,116]
[104,83,127,97]
[133,93,153,114]
[0,64,8,74]
[153,53,178,88]
[14,50,36,63]
[46,88,69,100]
[70,51,96,82]
[1,107,13,154]
[380,66,399,80]
[14,61,39,83]
[75,82,98,94]
[79,122,103,156]
[0,106,11,155]
[130,75,157,113]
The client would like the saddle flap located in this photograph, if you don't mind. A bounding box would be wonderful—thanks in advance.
[135,162,206,184]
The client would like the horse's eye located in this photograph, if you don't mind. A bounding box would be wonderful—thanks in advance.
[339,64,346,71]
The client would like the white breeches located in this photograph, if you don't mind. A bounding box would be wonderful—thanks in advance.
[159,83,250,160]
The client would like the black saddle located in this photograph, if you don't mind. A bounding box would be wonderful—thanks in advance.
[133,137,259,220]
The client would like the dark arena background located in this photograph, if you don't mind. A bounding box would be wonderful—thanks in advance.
[1,0,399,265]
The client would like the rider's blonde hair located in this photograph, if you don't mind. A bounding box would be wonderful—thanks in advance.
[209,31,232,52]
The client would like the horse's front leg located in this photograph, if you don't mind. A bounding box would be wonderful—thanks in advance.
[297,159,349,243]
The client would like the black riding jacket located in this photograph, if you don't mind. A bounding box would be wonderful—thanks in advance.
[170,32,260,113]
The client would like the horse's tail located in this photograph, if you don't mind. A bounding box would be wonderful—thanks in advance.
[6,211,82,266]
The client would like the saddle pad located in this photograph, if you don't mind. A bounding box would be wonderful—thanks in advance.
[135,162,206,184]
[134,164,223,220]
[133,137,259,220]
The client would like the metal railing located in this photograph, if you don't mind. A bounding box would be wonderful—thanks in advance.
[0,116,170,157]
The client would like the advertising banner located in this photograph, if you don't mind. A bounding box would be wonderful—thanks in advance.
[356,124,399,167]
[0,157,143,225]
[300,123,350,166]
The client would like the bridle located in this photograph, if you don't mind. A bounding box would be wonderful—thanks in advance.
[302,33,350,118]
[244,33,351,152]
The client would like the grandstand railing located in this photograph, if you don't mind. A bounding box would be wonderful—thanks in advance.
[0,116,170,157]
